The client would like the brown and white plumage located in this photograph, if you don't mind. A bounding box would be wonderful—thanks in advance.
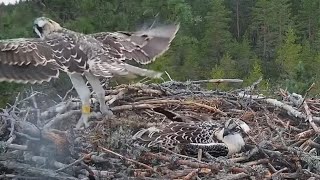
[133,119,250,157]
[0,17,180,128]
[92,25,179,65]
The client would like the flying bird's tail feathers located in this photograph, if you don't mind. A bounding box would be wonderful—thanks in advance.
[114,23,180,64]
[123,64,162,79]
[92,23,180,65]
[132,23,180,63]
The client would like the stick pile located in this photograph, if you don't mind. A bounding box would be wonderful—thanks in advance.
[0,80,320,179]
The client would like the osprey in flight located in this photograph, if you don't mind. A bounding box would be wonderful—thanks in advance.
[133,119,250,157]
[0,17,180,128]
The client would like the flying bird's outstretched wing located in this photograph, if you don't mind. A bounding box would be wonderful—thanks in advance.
[0,17,180,129]
[91,23,180,65]
[0,35,89,84]
[0,38,60,84]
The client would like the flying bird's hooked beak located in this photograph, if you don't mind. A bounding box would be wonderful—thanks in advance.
[33,25,43,39]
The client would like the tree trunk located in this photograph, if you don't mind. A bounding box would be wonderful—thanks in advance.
[236,0,240,39]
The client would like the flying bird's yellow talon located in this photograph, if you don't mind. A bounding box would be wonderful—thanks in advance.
[82,105,91,114]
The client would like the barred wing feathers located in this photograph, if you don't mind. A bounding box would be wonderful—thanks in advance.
[133,121,229,156]
[0,63,59,84]
[0,38,59,84]
[91,23,180,65]
[0,34,89,84]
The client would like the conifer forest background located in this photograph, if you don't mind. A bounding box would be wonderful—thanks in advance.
[1,0,320,106]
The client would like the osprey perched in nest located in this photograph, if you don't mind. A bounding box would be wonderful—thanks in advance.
[0,17,179,128]
[132,119,250,157]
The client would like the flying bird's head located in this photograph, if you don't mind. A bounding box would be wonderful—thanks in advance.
[214,119,250,155]
[33,17,62,39]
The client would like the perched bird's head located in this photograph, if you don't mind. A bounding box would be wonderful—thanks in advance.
[214,119,250,155]
[33,17,62,39]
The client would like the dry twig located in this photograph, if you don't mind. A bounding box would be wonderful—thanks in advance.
[55,152,96,172]
[99,146,157,173]
[303,102,320,133]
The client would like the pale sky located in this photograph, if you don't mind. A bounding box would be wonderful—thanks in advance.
[0,0,20,5]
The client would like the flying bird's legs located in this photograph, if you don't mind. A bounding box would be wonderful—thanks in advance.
[69,73,91,128]
[84,72,114,118]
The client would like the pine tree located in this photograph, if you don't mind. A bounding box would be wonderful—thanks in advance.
[225,0,255,40]
[297,40,320,94]
[245,58,269,91]
[199,0,232,74]
[275,28,302,77]
[228,36,255,78]
[210,53,239,90]
[211,53,237,78]
[297,0,320,41]
[250,0,293,61]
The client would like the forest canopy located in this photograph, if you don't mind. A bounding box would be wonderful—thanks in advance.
[1,0,320,105]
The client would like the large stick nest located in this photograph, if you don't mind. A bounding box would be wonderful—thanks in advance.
[0,80,320,179]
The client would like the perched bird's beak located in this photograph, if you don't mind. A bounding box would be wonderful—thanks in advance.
[223,128,231,137]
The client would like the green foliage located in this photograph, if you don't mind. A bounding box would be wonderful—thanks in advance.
[246,59,263,84]
[276,30,318,94]
[250,0,293,79]
[210,53,237,90]
[245,58,269,91]
[228,37,255,78]
[200,0,232,70]
[293,41,320,94]
[220,53,238,78]
[284,61,313,94]
[275,28,302,76]
[296,0,320,41]
[64,17,95,33]
[0,82,22,107]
